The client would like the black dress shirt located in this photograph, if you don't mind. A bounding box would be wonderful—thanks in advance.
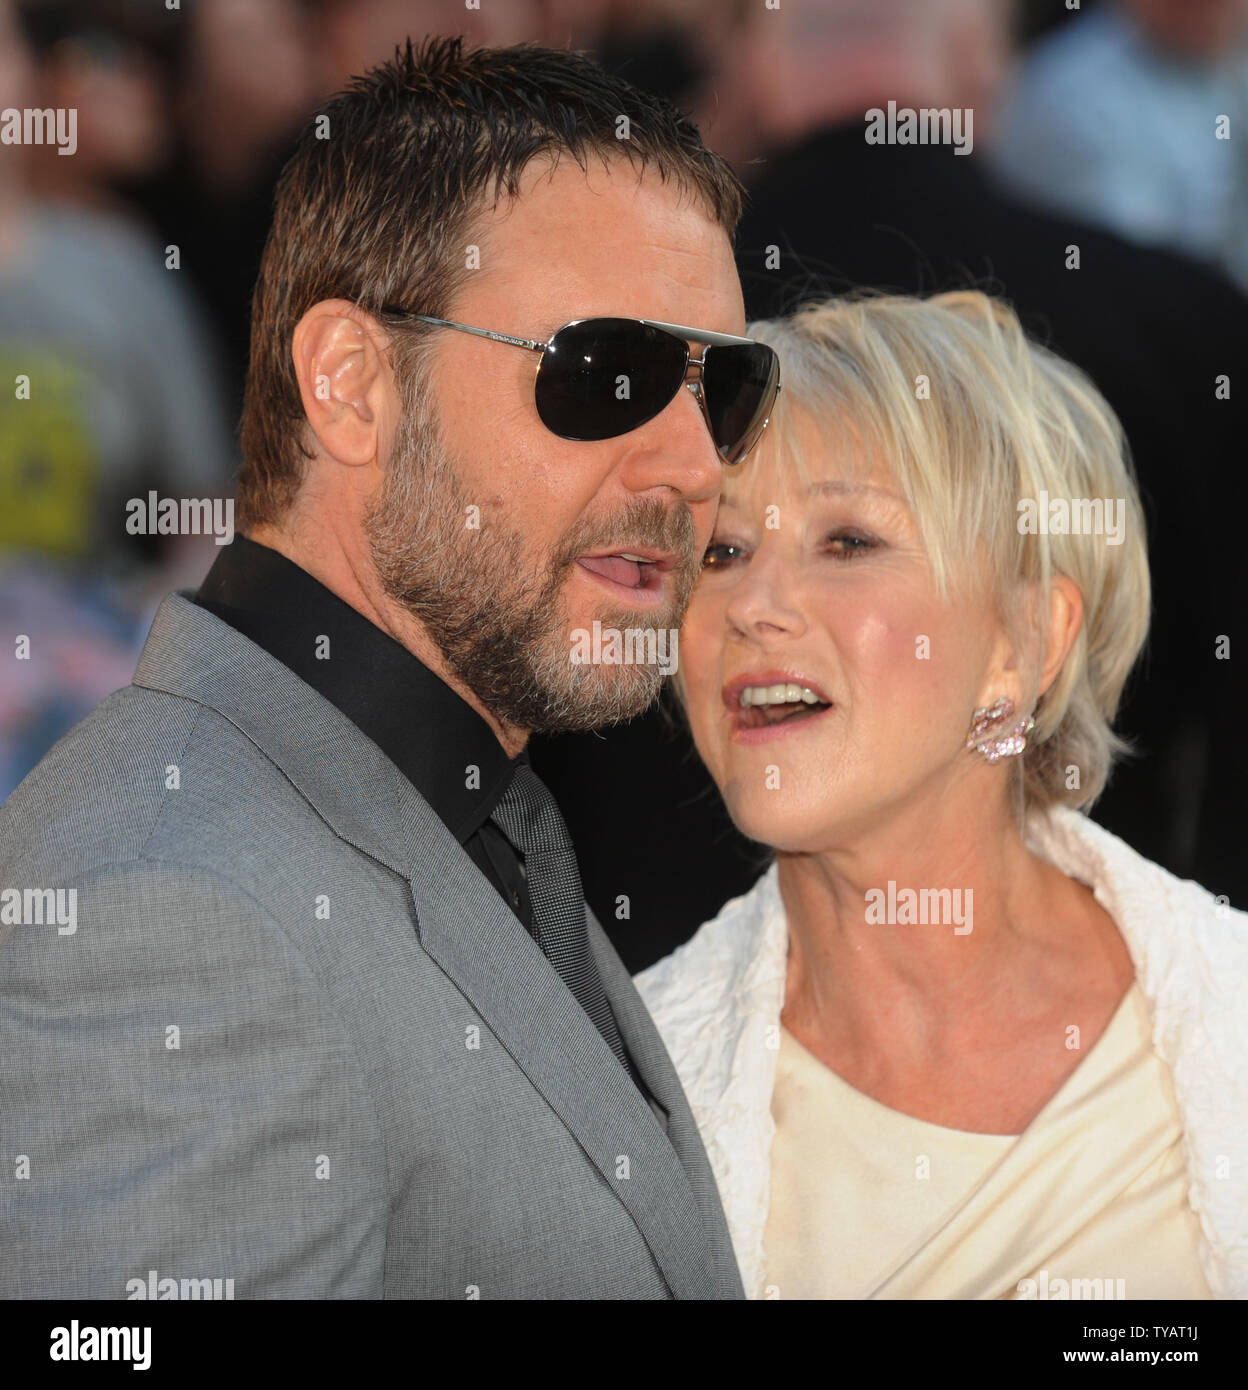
[194,535,533,927]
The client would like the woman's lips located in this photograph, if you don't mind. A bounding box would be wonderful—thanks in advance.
[729,701,835,744]
[720,670,835,743]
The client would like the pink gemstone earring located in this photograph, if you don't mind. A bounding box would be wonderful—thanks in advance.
[966,696,1036,763]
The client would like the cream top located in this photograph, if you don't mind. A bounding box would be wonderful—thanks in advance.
[762,983,1211,1300]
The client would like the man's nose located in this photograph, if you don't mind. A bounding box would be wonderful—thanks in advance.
[614,375,723,503]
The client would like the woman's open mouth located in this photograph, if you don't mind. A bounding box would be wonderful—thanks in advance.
[724,677,835,742]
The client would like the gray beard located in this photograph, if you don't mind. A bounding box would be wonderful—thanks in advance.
[364,403,700,735]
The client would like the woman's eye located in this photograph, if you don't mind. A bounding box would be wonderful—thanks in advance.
[701,542,746,570]
[827,530,877,559]
[702,532,878,569]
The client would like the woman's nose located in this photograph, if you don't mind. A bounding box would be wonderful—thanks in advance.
[723,546,807,643]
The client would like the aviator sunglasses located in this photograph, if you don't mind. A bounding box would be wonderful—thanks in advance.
[379,309,781,466]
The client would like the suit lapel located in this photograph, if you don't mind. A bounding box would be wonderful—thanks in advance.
[133,591,727,1299]
[586,911,670,1134]
[586,907,747,1297]
[403,791,724,1299]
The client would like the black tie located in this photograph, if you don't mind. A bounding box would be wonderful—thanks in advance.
[490,763,633,1075]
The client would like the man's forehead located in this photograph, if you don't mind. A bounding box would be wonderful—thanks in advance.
[460,155,742,329]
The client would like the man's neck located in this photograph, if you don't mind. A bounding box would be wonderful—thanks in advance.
[243,524,530,758]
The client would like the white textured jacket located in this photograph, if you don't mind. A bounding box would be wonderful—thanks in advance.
[635,805,1248,1299]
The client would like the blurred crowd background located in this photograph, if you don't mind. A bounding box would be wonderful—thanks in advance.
[2,0,1245,957]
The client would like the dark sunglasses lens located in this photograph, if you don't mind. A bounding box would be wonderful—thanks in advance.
[535,320,688,441]
[702,344,780,465]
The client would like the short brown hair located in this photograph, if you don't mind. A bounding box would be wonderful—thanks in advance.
[236,35,745,530]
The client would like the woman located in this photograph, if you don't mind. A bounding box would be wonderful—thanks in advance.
[635,291,1247,1300]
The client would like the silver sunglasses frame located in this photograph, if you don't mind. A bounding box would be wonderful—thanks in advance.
[378,308,780,463]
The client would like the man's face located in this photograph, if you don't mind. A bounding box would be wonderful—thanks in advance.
[366,155,745,734]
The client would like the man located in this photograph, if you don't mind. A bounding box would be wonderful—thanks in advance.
[0,37,778,1298]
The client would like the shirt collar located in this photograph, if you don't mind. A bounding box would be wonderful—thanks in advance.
[194,534,522,842]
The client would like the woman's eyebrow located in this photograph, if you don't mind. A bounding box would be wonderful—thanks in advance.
[716,480,900,513]
[805,480,897,499]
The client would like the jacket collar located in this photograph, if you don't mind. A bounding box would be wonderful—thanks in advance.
[636,803,1248,1299]
[133,590,740,1300]
[194,534,519,842]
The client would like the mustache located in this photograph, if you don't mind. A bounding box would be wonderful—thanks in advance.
[552,496,699,574]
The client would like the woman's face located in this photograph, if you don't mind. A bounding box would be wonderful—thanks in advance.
[680,408,1007,854]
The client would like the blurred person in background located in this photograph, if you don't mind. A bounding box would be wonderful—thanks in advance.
[590,0,713,110]
[534,0,1246,949]
[992,0,1248,292]
[18,0,167,213]
[1,0,236,800]
[134,0,316,418]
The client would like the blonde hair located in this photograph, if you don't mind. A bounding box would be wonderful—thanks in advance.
[725,290,1151,813]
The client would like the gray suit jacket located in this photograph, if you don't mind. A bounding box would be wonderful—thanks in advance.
[0,591,744,1299]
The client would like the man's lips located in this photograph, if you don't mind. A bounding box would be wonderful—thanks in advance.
[574,548,679,604]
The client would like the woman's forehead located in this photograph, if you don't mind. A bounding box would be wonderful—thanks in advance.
[721,415,901,513]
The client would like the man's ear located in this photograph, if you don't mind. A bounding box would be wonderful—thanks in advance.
[291,300,394,467]
[1037,571,1083,701]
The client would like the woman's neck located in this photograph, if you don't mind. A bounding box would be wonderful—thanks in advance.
[776,794,1085,1060]
[773,793,1137,1132]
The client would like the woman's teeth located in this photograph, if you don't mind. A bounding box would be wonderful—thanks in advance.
[736,684,832,729]
[739,683,827,708]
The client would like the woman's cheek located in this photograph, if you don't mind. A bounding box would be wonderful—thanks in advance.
[842,583,959,685]
[837,608,907,686]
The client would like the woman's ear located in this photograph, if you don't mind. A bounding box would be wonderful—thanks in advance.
[291,299,394,468]
[1037,572,1083,700]
[974,572,1082,714]
[973,587,1028,716]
